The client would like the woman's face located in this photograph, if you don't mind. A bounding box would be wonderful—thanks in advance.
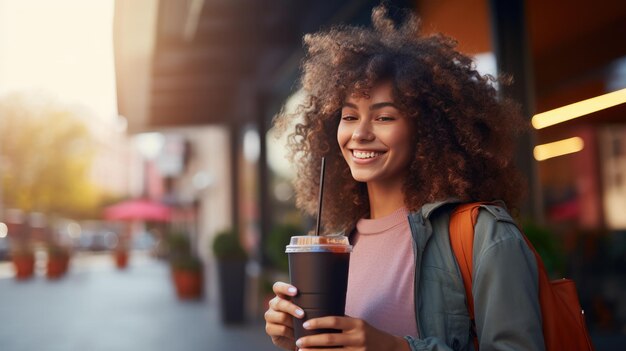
[337,82,413,187]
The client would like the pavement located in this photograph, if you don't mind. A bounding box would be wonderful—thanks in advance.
[2,252,624,351]
[0,251,279,351]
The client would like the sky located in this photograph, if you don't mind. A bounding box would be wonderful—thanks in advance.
[0,0,117,119]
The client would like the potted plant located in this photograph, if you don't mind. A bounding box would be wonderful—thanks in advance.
[113,236,129,269]
[212,228,248,324]
[46,243,70,279]
[171,254,203,299]
[11,241,35,280]
[168,232,203,300]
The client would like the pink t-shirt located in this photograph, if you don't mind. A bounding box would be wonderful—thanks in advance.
[345,207,418,337]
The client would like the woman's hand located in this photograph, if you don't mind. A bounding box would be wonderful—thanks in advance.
[295,316,410,351]
[264,281,305,350]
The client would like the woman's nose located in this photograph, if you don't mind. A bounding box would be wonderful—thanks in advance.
[352,121,375,141]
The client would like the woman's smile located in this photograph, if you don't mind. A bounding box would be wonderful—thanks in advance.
[351,149,387,163]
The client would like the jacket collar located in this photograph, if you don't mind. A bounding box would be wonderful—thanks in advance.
[405,198,461,255]
[419,198,462,219]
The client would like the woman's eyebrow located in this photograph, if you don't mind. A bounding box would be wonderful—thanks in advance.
[341,101,397,110]
[369,102,397,111]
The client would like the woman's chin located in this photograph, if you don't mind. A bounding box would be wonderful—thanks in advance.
[350,170,377,183]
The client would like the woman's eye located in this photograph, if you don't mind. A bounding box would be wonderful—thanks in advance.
[376,116,395,121]
[341,116,357,121]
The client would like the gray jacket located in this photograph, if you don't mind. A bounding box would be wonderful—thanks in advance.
[403,200,545,351]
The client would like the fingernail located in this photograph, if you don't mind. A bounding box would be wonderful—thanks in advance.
[295,309,304,317]
[296,338,302,347]
[303,321,310,329]
[288,287,297,294]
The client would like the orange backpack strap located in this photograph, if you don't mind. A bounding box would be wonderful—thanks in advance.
[449,202,488,350]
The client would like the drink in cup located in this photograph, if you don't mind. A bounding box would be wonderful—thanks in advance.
[286,235,352,340]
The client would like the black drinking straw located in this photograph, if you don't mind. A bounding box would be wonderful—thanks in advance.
[314,157,326,236]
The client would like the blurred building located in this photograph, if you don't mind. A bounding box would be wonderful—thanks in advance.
[113,0,626,341]
[87,114,139,199]
[0,0,135,242]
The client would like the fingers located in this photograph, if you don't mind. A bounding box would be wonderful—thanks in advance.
[296,317,366,349]
[264,301,297,348]
[272,281,298,298]
[268,296,305,319]
[264,307,294,327]
[303,316,361,331]
[264,281,303,350]
[265,320,294,339]
[296,331,362,350]
[265,309,297,350]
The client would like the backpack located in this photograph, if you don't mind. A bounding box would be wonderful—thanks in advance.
[449,202,595,351]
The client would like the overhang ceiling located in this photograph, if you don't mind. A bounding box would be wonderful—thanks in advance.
[114,0,412,133]
[114,0,626,133]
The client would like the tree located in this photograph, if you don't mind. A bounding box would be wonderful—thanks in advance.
[0,92,100,218]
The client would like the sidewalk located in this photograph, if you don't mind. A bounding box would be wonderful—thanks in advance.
[0,252,278,351]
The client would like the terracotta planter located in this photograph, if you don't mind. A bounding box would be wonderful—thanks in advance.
[13,255,35,280]
[46,255,69,279]
[114,250,129,269]
[172,269,203,299]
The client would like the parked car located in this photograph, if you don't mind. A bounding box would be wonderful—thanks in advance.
[79,230,118,251]
[132,231,156,251]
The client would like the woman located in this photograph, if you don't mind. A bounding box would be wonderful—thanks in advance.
[265,6,544,351]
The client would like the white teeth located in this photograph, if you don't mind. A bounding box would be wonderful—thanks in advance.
[353,151,380,159]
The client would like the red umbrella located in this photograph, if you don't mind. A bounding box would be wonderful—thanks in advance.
[103,199,171,222]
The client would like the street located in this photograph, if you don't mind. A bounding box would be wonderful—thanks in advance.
[0,252,277,351]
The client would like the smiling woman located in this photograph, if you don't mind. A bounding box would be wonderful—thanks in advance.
[266,5,544,351]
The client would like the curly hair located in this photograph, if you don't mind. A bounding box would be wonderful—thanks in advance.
[274,6,527,234]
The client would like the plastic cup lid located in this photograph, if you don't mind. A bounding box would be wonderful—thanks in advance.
[285,235,352,253]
